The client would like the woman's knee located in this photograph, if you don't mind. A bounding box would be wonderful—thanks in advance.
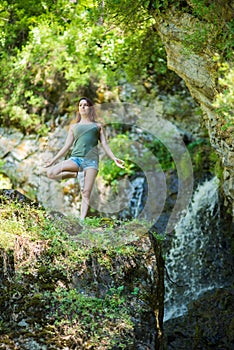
[47,168,56,179]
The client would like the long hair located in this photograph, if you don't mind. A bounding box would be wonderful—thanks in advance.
[76,97,96,123]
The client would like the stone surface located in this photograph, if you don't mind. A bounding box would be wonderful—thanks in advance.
[164,288,234,350]
[155,10,234,218]
[0,123,81,215]
[0,129,23,158]
[0,203,164,349]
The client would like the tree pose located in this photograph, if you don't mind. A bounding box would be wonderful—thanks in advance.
[44,97,125,220]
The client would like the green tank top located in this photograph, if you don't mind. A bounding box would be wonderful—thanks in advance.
[71,123,99,161]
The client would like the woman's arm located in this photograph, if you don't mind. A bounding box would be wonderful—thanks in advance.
[99,124,125,168]
[44,125,75,167]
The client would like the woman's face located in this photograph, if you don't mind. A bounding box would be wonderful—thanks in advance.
[79,99,90,116]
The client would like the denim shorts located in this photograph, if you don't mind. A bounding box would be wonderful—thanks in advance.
[70,157,99,171]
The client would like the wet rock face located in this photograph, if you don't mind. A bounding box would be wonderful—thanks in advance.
[164,288,234,350]
[163,196,234,347]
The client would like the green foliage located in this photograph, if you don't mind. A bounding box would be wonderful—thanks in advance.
[0,2,101,132]
[0,0,94,54]
[99,134,138,185]
[0,0,170,133]
[213,58,234,132]
[216,19,234,60]
[152,231,164,241]
[45,285,129,322]
[182,21,214,55]
[187,138,221,179]
[0,200,46,249]
[102,0,168,85]
[82,216,104,227]
[82,216,120,228]
[99,131,177,187]
[0,12,108,133]
[181,0,233,58]
[0,174,12,189]
[0,0,232,135]
[41,286,134,348]
[144,138,175,171]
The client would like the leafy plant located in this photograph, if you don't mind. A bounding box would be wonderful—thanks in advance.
[144,138,175,171]
[42,286,134,347]
[0,0,170,133]
[213,59,234,132]
[187,138,221,178]
[99,133,138,185]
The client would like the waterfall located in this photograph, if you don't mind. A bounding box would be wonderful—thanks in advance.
[118,176,145,219]
[164,177,225,321]
[128,177,145,218]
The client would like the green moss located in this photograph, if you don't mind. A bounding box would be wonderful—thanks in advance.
[42,287,134,348]
[0,197,152,348]
[0,173,12,189]
[0,231,16,251]
[187,138,222,179]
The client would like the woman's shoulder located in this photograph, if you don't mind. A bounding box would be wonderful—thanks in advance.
[96,122,103,130]
[69,123,77,131]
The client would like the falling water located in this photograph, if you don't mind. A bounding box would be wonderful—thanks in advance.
[164,177,225,321]
[128,177,145,217]
[118,176,145,219]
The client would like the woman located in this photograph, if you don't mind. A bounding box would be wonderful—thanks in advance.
[44,97,125,220]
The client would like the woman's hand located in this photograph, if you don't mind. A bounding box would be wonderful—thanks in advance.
[44,160,55,168]
[114,158,125,169]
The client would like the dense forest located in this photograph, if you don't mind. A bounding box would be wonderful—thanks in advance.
[0,0,166,133]
[0,0,232,134]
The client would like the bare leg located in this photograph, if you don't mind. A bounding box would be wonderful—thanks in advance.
[80,168,98,220]
[47,160,79,180]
